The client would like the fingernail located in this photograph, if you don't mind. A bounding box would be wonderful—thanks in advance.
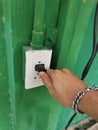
[39,71,45,77]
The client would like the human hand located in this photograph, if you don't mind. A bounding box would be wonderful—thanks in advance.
[39,69,87,108]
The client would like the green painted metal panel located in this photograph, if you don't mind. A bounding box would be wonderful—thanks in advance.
[0,0,98,130]
[55,0,98,129]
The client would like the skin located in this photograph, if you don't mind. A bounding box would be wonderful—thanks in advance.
[39,68,98,121]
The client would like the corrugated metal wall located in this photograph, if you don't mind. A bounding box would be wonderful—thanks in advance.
[0,0,98,130]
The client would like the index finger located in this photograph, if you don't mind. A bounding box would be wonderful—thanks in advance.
[47,69,63,80]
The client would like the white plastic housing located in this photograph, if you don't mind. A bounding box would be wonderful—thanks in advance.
[25,49,52,89]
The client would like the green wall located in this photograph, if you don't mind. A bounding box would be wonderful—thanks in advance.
[0,0,97,130]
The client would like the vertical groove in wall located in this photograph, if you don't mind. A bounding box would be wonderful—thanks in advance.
[0,0,12,130]
[2,0,16,129]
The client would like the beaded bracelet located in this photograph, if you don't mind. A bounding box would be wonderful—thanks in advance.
[72,86,98,114]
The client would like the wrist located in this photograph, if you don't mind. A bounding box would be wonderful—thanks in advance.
[72,86,98,114]
[78,90,98,114]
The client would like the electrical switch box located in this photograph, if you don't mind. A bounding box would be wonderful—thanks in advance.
[22,47,52,89]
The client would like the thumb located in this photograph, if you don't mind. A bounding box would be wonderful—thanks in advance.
[39,72,54,91]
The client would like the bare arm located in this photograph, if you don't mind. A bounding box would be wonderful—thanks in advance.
[39,69,98,121]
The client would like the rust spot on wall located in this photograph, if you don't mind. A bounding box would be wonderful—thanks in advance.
[0,72,3,77]
[83,0,87,3]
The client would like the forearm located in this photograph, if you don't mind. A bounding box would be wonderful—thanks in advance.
[78,91,98,121]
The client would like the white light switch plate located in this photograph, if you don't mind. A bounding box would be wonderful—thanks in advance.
[25,49,52,89]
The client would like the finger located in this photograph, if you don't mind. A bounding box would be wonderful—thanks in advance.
[39,72,55,92]
[47,69,62,80]
[61,68,72,75]
[61,68,81,80]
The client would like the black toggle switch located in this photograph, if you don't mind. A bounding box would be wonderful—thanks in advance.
[35,64,47,72]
